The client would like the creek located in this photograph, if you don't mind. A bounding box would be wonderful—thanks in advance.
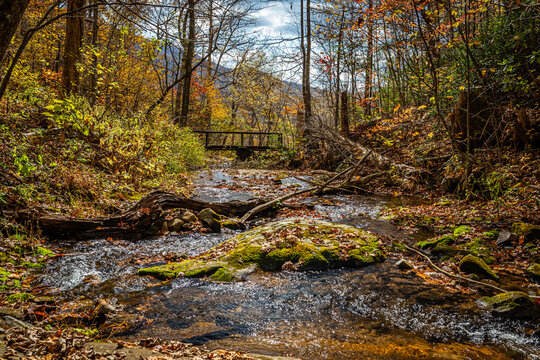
[40,169,539,359]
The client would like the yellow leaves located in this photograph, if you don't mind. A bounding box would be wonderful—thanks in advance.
[459,86,465,91]
[418,105,427,110]
[393,104,401,113]
[428,132,434,138]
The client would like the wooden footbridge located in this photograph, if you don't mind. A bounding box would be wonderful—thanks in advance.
[193,130,283,160]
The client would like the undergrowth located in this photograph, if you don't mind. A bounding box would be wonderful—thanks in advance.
[0,94,206,223]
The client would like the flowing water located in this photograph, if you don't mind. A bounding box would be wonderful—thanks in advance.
[40,170,540,359]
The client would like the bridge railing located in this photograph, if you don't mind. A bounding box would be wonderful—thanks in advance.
[193,130,283,150]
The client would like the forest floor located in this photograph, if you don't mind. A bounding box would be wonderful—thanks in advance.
[1,108,539,358]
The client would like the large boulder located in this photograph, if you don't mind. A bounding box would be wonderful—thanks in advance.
[197,208,222,233]
[477,291,539,319]
[459,255,498,280]
[138,219,385,282]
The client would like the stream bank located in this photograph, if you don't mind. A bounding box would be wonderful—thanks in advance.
[2,169,539,359]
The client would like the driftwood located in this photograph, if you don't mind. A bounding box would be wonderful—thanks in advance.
[307,119,426,178]
[15,190,264,239]
[240,154,375,223]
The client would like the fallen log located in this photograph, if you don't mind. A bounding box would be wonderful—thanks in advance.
[15,190,265,239]
[240,160,370,223]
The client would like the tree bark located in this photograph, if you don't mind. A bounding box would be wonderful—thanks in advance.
[0,0,30,64]
[300,0,312,136]
[364,0,373,119]
[340,90,349,135]
[61,0,86,97]
[88,0,99,104]
[179,0,196,127]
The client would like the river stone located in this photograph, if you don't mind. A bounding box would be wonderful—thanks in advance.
[527,263,540,279]
[220,217,245,230]
[138,218,385,281]
[511,222,540,241]
[395,259,413,270]
[168,218,185,232]
[496,230,517,247]
[477,291,539,319]
[198,208,222,232]
[181,210,198,223]
[459,255,498,280]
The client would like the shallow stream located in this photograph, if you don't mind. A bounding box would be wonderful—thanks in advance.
[40,170,540,359]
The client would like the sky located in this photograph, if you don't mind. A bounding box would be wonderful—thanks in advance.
[246,0,303,83]
[251,0,297,38]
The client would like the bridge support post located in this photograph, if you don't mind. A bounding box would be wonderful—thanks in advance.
[236,148,252,161]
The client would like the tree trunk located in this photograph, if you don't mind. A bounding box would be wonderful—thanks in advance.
[364,0,373,119]
[88,0,99,104]
[15,190,265,239]
[61,0,85,97]
[0,0,30,64]
[340,90,349,136]
[304,0,312,126]
[179,0,195,127]
[300,0,312,136]
[334,13,344,129]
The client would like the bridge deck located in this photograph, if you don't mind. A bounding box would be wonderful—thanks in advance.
[193,130,283,151]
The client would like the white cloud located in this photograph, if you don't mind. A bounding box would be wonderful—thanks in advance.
[251,1,296,37]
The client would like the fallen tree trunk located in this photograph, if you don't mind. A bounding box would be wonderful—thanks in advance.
[15,190,265,239]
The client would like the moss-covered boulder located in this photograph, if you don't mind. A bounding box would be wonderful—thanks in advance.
[416,234,455,250]
[463,238,495,264]
[430,245,470,259]
[198,208,222,233]
[459,254,498,280]
[527,263,540,279]
[477,291,539,319]
[511,222,540,241]
[138,219,385,282]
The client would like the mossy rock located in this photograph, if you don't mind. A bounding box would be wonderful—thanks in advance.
[416,234,455,250]
[459,254,498,280]
[431,245,470,259]
[220,218,245,230]
[198,208,222,233]
[511,222,540,241]
[6,292,34,303]
[477,291,539,319]
[463,238,495,265]
[138,219,385,282]
[453,225,470,237]
[527,263,540,279]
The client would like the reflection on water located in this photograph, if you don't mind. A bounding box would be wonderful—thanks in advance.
[40,170,540,359]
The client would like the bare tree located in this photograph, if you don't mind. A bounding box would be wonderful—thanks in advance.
[61,0,86,97]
